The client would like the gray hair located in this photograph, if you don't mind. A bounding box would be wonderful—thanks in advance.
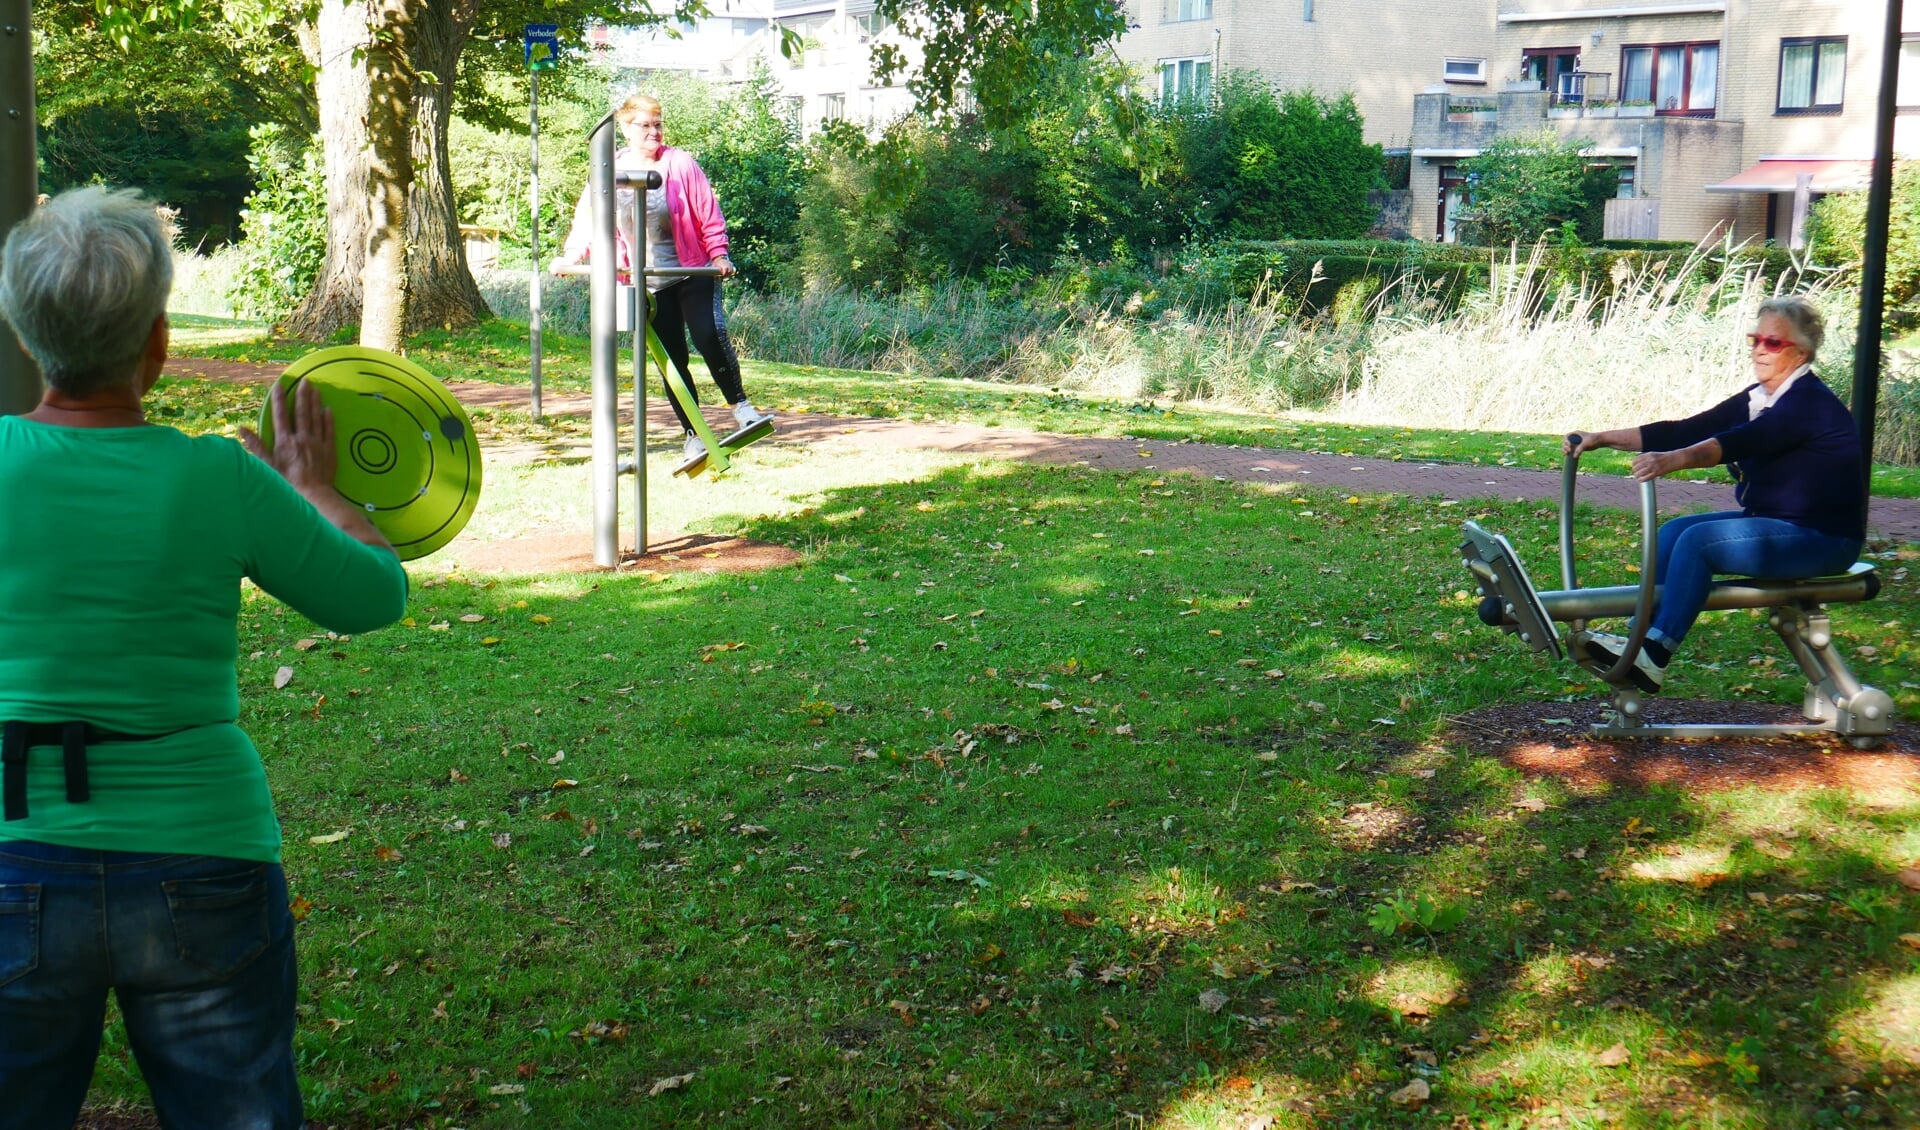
[1754,294,1824,360]
[0,186,174,396]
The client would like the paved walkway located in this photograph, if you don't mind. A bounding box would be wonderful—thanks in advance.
[168,359,1920,545]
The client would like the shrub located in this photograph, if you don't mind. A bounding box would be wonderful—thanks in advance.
[228,125,325,321]
[1456,133,1611,247]
[1217,76,1381,240]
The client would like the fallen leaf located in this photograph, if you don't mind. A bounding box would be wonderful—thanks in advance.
[1512,798,1548,812]
[1752,838,1794,860]
[1387,1079,1430,1108]
[372,845,402,863]
[293,638,318,652]
[487,1083,525,1096]
[273,666,295,689]
[460,614,486,623]
[530,614,551,625]
[288,896,313,920]
[1898,933,1920,951]
[1197,988,1230,1014]
[1596,1042,1631,1067]
[888,1000,915,1026]
[448,768,470,784]
[1061,909,1098,928]
[648,1072,694,1096]
[1897,867,1920,892]
[308,830,349,845]
[491,832,512,849]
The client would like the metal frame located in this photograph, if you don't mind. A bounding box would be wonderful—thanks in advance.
[571,116,772,566]
[1460,441,1894,748]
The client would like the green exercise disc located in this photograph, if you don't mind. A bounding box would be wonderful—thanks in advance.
[258,346,482,561]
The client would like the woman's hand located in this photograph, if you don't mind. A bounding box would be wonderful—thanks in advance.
[1564,431,1597,456]
[1630,450,1677,481]
[239,379,336,491]
[713,255,736,279]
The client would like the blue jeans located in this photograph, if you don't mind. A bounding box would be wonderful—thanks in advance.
[1650,510,1864,652]
[0,842,302,1130]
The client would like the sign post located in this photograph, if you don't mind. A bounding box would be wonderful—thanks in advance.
[524,23,560,421]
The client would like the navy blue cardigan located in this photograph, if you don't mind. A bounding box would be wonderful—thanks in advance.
[1638,372,1866,540]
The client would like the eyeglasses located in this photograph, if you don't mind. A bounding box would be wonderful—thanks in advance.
[1746,333,1794,353]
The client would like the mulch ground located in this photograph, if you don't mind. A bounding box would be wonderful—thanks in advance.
[1448,699,1920,795]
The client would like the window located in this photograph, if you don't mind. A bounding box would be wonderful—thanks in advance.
[1621,42,1718,114]
[1170,0,1211,21]
[854,10,889,37]
[1522,46,1581,102]
[1303,0,1314,21]
[1444,57,1487,84]
[1900,36,1920,107]
[1780,37,1846,112]
[1160,56,1212,104]
[821,93,846,122]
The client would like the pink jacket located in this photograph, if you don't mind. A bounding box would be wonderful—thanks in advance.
[560,145,730,271]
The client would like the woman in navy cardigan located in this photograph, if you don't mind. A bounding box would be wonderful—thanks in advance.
[1565,295,1866,693]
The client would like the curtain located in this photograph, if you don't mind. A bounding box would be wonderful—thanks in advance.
[1623,48,1653,103]
[1656,46,1683,109]
[1780,42,1815,107]
[1814,40,1847,105]
[1689,45,1719,110]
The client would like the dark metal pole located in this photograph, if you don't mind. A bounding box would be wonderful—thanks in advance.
[1852,0,1903,483]
[527,69,544,422]
[589,113,618,568]
[0,0,41,416]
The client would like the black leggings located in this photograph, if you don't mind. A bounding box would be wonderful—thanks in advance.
[648,276,747,433]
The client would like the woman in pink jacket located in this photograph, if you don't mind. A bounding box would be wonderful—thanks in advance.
[556,93,772,472]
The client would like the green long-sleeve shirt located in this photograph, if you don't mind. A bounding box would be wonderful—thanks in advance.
[0,417,409,862]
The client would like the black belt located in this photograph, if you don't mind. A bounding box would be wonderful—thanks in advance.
[1,721,177,821]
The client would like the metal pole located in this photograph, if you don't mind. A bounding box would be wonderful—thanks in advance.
[527,70,544,421]
[0,0,41,416]
[1852,0,1903,482]
[589,113,618,568]
[633,188,649,559]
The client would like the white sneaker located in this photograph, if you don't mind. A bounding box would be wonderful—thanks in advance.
[732,402,773,430]
[674,432,708,474]
[1580,631,1666,694]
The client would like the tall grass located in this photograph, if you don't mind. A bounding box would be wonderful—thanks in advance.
[169,245,246,319]
[1328,244,1847,433]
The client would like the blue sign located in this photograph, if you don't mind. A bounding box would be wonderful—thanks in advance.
[525,24,560,71]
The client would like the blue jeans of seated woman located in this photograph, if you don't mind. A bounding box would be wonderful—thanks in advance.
[1649,510,1864,652]
[0,842,302,1130]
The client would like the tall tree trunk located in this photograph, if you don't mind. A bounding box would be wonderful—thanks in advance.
[286,2,371,343]
[287,0,487,345]
[406,0,487,335]
[359,0,415,351]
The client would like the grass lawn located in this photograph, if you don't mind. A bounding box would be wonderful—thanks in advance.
[168,317,1920,501]
[80,349,1920,1127]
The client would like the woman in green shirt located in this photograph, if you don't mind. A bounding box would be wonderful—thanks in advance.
[0,187,409,1128]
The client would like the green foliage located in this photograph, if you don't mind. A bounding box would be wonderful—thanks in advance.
[1457,133,1603,247]
[227,126,325,321]
[874,0,1128,127]
[1218,76,1381,240]
[688,64,808,288]
[1808,162,1920,322]
[1367,892,1470,937]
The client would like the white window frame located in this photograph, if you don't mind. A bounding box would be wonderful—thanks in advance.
[1443,57,1488,85]
[1169,0,1212,22]
[821,93,846,122]
[1159,55,1213,105]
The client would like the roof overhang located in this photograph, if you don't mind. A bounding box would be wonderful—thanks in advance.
[1499,3,1725,22]
[1413,146,1642,159]
[1704,158,1874,194]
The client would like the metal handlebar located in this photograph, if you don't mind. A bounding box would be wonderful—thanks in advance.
[1562,433,1661,688]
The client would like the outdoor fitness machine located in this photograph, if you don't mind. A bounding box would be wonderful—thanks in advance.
[1458,436,1894,748]
[561,112,774,567]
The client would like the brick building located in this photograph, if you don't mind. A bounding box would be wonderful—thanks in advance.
[1115,0,1920,244]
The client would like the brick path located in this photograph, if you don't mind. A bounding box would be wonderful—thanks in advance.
[167,358,1920,545]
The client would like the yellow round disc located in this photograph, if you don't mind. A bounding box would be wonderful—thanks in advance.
[257,347,482,561]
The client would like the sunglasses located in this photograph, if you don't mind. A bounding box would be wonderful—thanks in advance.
[1746,333,1795,353]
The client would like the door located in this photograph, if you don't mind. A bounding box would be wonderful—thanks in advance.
[1522,47,1581,102]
